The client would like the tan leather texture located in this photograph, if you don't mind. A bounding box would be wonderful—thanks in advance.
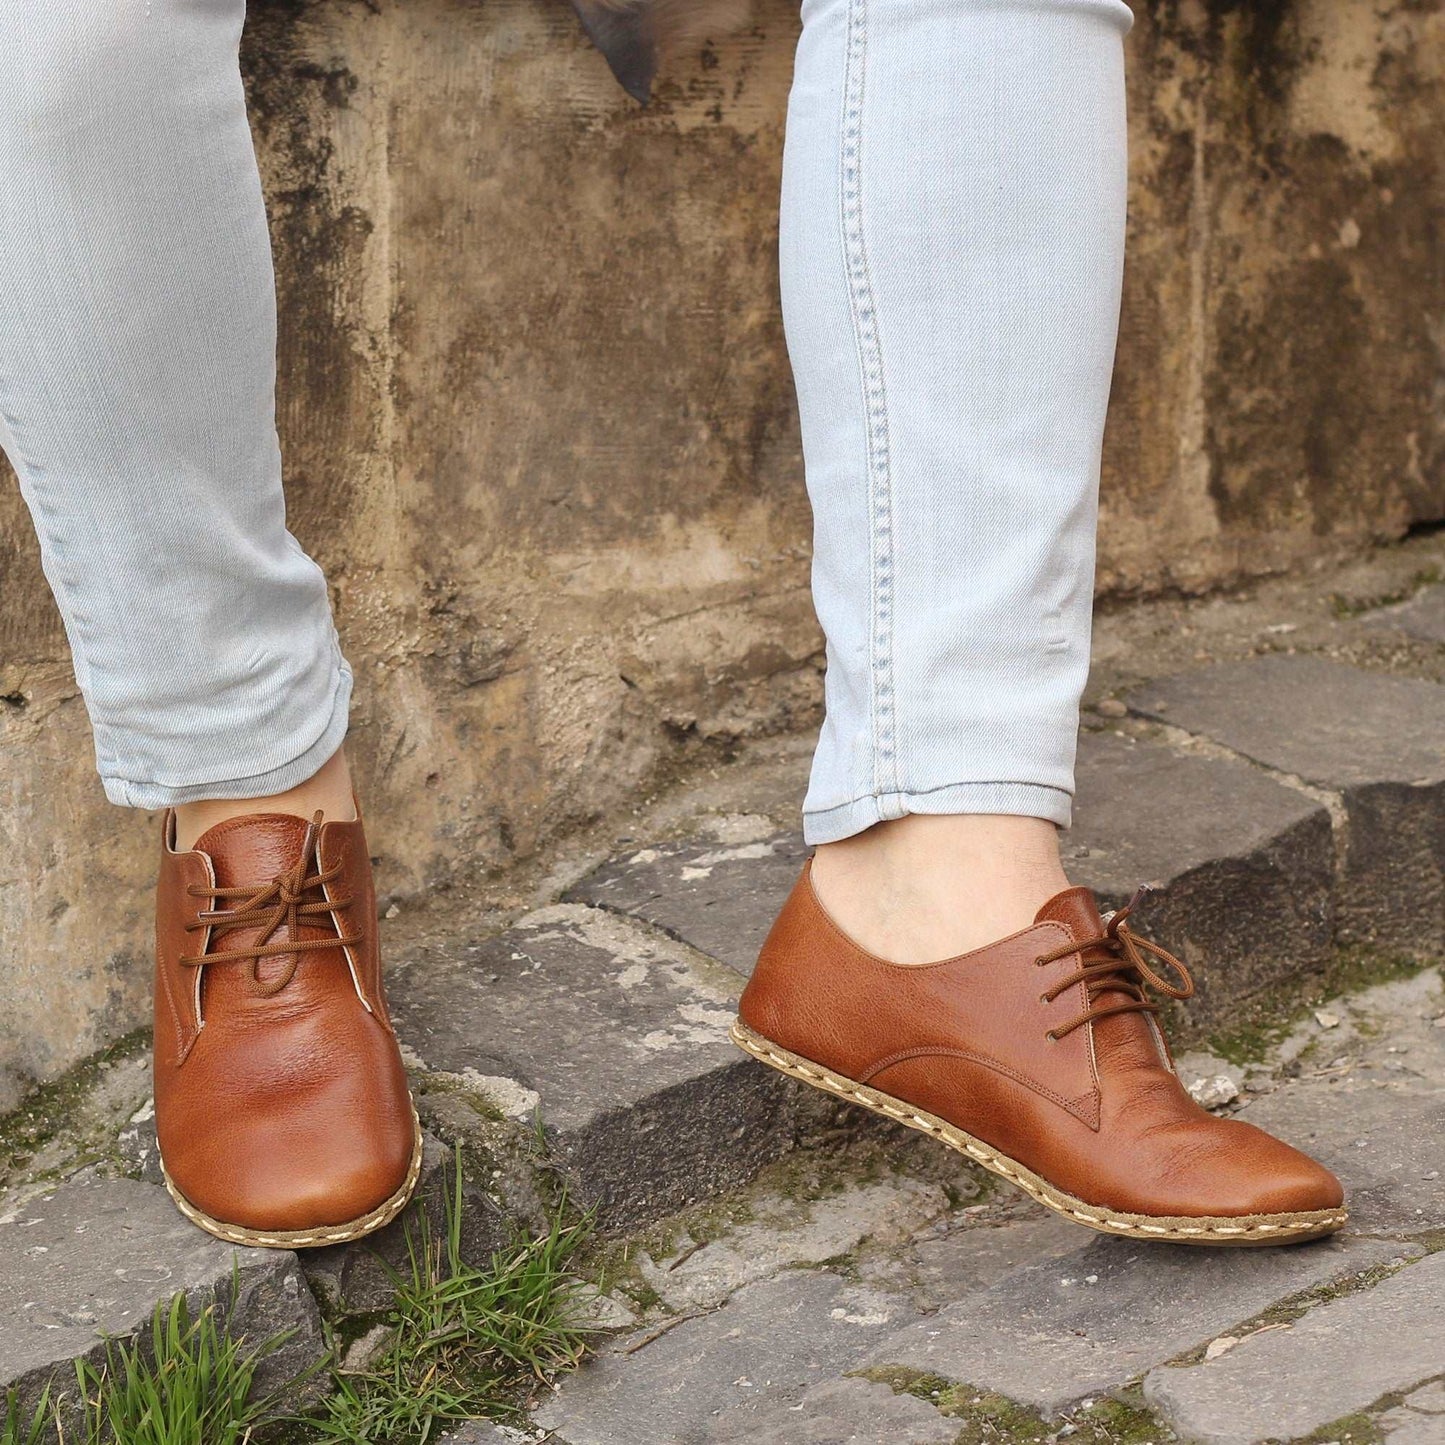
[153,811,416,1234]
[738,861,1344,1221]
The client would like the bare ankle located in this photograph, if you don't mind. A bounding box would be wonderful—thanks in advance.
[810,813,1070,963]
[172,746,358,851]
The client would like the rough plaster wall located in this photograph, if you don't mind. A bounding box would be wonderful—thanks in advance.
[1105,0,1445,589]
[0,0,1442,1101]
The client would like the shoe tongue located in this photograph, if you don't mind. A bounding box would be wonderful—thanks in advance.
[195,813,311,891]
[192,813,328,998]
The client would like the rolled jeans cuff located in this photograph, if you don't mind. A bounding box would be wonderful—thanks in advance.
[803,779,1073,846]
[99,659,353,810]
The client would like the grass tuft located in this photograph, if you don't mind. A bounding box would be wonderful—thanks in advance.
[7,1153,595,1445]
[305,1146,597,1444]
[73,1270,296,1445]
[1,1387,54,1445]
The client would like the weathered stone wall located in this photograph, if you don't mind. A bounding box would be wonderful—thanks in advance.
[1,0,1442,1103]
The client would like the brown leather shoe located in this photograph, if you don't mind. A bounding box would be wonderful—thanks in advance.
[735,862,1346,1246]
[154,809,422,1248]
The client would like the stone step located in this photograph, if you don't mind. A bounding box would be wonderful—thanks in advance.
[1065,727,1335,1033]
[1143,1251,1445,1445]
[565,834,811,979]
[1126,653,1445,956]
[380,704,1350,1243]
[385,902,811,1234]
[560,715,1340,1040]
[0,1173,326,1429]
[101,656,1442,1277]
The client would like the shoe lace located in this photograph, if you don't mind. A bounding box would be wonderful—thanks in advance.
[179,811,363,996]
[1034,885,1194,1041]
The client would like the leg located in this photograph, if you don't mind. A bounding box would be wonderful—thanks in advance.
[0,1,416,1243]
[780,0,1131,958]
[734,0,1345,1247]
[0,0,351,827]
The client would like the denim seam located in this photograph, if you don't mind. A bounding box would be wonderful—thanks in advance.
[805,779,1074,816]
[0,250,116,772]
[802,781,1076,843]
[839,0,898,802]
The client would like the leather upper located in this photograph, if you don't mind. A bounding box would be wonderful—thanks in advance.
[153,810,416,1232]
[739,861,1344,1220]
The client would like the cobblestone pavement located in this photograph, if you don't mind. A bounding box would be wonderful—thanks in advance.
[525,965,1445,1445]
[2,535,1444,1442]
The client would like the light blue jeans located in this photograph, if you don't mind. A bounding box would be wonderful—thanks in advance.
[0,0,1131,842]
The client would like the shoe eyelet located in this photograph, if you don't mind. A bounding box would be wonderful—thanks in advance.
[1044,1030,1058,1043]
[1039,995,1050,1006]
[1033,957,1046,967]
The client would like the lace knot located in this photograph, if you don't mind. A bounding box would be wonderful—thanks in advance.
[1036,885,1193,1041]
[179,811,364,996]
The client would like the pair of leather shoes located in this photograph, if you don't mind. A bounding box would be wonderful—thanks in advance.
[153,816,1342,1248]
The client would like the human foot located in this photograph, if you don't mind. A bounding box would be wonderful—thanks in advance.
[153,808,420,1246]
[810,813,1071,962]
[735,862,1346,1245]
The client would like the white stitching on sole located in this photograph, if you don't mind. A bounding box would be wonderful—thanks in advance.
[731,1021,1347,1244]
[160,1102,425,1250]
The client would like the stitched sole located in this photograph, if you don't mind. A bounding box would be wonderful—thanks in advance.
[160,1102,425,1250]
[731,1020,1347,1247]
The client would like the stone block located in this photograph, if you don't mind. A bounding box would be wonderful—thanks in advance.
[639,1175,949,1313]
[1237,976,1445,1232]
[532,1270,916,1445]
[0,1174,324,1423]
[1144,1251,1445,1445]
[1069,729,1335,1031]
[565,833,809,978]
[436,1423,540,1444]
[1127,657,1445,955]
[707,1374,957,1445]
[389,904,797,1229]
[904,1211,1091,1313]
[1375,1380,1445,1445]
[861,1232,1411,1416]
[1372,583,1445,644]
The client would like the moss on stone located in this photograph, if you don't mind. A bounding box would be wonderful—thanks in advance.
[1207,1021,1286,1068]
[1083,1389,1178,1445]
[1205,947,1430,1066]
[1288,1410,1388,1443]
[1329,565,1442,619]
[414,1071,508,1124]
[0,1026,150,1184]
[855,1369,1174,1443]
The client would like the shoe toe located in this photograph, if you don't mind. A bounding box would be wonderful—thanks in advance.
[1204,1120,1345,1218]
[164,1099,418,1238]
